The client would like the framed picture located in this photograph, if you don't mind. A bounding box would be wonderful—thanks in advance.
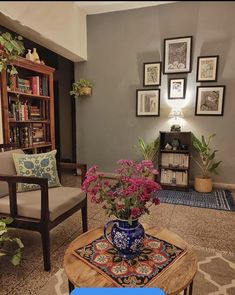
[168,78,186,99]
[136,89,160,117]
[163,36,192,74]
[143,62,161,86]
[196,55,219,82]
[195,86,225,116]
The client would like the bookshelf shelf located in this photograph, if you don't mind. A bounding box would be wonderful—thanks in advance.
[158,131,192,191]
[0,56,55,153]
[7,90,50,100]
[9,119,50,124]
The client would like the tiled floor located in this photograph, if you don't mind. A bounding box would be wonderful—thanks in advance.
[0,173,234,294]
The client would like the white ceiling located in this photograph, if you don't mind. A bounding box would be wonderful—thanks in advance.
[76,1,175,15]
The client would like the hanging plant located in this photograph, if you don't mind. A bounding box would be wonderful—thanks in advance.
[70,78,94,97]
[0,32,25,75]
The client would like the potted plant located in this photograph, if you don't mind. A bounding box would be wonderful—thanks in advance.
[70,78,94,97]
[135,137,159,162]
[192,133,222,193]
[0,217,24,265]
[0,31,25,75]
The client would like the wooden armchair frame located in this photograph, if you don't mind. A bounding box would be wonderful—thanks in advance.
[0,146,87,271]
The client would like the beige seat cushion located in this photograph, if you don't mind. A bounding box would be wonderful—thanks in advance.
[0,149,24,198]
[0,186,86,221]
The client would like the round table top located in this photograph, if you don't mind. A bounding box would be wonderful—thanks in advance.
[63,224,197,295]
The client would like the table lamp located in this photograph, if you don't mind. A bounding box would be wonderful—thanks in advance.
[168,108,184,132]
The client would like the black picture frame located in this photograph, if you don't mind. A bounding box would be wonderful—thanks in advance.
[196,55,219,82]
[136,89,160,117]
[163,36,193,74]
[168,78,186,99]
[195,85,225,116]
[143,62,161,86]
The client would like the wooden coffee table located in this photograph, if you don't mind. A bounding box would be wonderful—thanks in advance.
[63,224,197,295]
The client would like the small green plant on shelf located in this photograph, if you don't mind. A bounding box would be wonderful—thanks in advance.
[0,217,24,265]
[135,137,159,162]
[70,78,94,97]
[192,133,222,178]
[0,32,25,75]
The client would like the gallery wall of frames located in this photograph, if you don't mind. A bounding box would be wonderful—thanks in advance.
[136,36,225,118]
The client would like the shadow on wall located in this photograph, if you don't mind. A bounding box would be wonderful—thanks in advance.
[199,38,232,78]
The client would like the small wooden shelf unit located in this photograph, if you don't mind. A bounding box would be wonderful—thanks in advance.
[0,56,55,153]
[158,131,192,191]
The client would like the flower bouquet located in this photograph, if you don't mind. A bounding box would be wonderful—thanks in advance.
[82,160,161,258]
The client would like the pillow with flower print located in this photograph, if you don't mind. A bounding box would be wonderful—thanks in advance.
[13,150,61,192]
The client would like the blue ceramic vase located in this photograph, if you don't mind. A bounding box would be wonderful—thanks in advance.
[104,219,145,259]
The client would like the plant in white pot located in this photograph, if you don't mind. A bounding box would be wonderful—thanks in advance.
[192,133,222,193]
[70,78,94,97]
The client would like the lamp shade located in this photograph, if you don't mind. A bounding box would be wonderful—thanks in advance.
[168,108,184,119]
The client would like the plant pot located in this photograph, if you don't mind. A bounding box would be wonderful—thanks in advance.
[80,87,92,96]
[194,176,213,193]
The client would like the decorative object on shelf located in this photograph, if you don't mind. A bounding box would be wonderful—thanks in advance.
[163,36,192,74]
[195,86,225,116]
[82,160,161,258]
[171,138,180,151]
[135,136,159,162]
[196,55,219,82]
[164,143,173,150]
[143,62,161,86]
[192,133,222,193]
[168,78,186,99]
[25,49,34,61]
[136,89,160,117]
[0,31,25,75]
[168,108,184,132]
[0,216,24,265]
[32,48,40,63]
[70,78,94,97]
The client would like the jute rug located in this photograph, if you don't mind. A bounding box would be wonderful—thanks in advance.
[155,189,235,211]
[37,247,235,295]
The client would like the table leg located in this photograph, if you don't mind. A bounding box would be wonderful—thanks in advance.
[68,280,75,293]
[183,280,194,295]
[189,280,194,295]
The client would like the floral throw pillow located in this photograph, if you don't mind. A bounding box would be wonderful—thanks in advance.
[13,150,61,192]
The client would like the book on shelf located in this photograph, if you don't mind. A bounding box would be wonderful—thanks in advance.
[8,97,43,121]
[160,169,188,186]
[8,75,48,96]
[161,153,189,168]
[10,126,32,147]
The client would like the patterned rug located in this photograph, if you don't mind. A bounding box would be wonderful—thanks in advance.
[155,189,235,211]
[73,234,186,287]
[37,247,235,295]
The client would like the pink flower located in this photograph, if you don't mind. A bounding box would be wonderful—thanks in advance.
[152,197,160,205]
[81,159,161,220]
[130,207,141,218]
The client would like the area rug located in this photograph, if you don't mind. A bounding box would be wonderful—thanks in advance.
[37,247,235,295]
[155,189,235,211]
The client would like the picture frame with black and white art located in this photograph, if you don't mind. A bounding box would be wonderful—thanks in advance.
[196,55,219,82]
[168,78,186,99]
[195,86,225,116]
[163,36,192,74]
[143,62,161,86]
[136,89,160,117]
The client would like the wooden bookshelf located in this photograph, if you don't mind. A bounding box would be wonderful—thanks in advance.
[0,56,55,153]
[158,131,192,191]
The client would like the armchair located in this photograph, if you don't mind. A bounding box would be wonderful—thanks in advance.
[0,146,88,271]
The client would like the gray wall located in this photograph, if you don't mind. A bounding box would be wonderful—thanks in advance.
[75,1,235,184]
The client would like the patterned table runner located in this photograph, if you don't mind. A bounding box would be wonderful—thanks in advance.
[73,234,187,287]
